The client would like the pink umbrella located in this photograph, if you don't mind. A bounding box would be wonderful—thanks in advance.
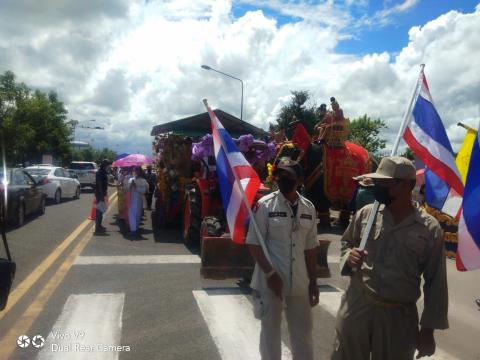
[112,154,153,167]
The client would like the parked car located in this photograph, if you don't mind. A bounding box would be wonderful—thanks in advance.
[69,161,98,188]
[25,166,81,204]
[0,168,46,226]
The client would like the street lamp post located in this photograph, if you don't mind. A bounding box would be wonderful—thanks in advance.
[68,119,97,142]
[201,65,243,121]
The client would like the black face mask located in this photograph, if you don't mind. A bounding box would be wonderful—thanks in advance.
[374,184,395,205]
[277,177,297,194]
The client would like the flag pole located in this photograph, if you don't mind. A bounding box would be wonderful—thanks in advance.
[359,64,425,250]
[457,122,477,133]
[203,99,273,265]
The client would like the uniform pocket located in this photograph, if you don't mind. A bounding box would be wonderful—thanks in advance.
[268,217,286,227]
[405,236,427,256]
[252,290,267,320]
[298,218,313,236]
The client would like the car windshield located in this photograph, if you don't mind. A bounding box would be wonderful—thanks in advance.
[70,163,94,170]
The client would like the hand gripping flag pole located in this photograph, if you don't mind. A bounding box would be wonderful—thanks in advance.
[203,99,273,265]
[359,64,425,250]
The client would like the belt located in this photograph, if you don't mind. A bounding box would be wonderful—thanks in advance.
[355,280,415,310]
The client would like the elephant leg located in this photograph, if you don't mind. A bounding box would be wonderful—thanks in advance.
[318,210,331,229]
[338,207,351,228]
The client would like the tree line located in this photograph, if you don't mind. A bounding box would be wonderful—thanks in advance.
[0,70,116,166]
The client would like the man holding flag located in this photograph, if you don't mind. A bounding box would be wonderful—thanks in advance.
[246,158,319,360]
[332,157,448,360]
[204,99,319,359]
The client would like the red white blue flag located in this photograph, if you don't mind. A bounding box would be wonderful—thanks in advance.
[457,127,480,271]
[403,70,464,218]
[207,107,261,244]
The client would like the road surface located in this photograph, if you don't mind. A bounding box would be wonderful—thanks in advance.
[0,190,479,359]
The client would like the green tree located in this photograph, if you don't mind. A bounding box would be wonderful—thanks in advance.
[276,91,318,136]
[348,114,387,154]
[401,148,415,160]
[0,71,73,166]
[71,146,116,164]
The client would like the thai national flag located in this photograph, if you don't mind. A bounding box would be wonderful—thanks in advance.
[207,107,261,244]
[457,128,480,271]
[403,71,464,218]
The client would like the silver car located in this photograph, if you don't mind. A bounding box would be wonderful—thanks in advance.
[69,161,98,188]
[25,166,81,204]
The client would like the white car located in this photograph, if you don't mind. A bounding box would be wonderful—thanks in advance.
[25,166,81,204]
[69,161,98,188]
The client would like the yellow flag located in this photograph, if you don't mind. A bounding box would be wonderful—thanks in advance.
[456,128,477,184]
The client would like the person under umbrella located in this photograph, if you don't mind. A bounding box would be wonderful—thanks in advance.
[128,166,148,238]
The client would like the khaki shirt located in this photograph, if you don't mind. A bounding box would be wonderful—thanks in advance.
[339,203,448,330]
[246,191,318,296]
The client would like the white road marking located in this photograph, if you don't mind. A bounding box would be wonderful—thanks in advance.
[74,255,200,265]
[193,290,292,360]
[317,287,343,317]
[37,293,125,360]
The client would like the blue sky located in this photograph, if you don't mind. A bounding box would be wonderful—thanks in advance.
[232,1,480,56]
[1,0,478,154]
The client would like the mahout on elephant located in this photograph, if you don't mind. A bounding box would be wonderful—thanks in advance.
[273,97,375,228]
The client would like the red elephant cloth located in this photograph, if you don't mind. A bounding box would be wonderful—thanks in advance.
[323,141,370,205]
[291,123,311,153]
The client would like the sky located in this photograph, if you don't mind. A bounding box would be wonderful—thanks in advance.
[0,0,479,156]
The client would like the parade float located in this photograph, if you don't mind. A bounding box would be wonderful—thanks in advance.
[151,109,332,280]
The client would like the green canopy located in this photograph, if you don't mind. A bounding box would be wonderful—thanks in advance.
[151,109,269,139]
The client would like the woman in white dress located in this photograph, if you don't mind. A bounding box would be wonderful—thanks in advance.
[128,166,149,237]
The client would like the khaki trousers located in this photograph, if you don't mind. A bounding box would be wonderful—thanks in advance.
[253,291,313,360]
[331,286,418,360]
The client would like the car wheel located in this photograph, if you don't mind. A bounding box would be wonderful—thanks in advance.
[74,187,80,199]
[38,197,46,215]
[17,203,25,227]
[54,189,61,204]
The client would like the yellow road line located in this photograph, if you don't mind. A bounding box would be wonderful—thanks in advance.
[0,196,118,358]
[0,191,117,321]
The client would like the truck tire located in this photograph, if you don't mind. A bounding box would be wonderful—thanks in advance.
[201,216,224,237]
[183,187,201,246]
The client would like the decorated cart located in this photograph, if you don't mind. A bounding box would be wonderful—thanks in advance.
[151,109,332,279]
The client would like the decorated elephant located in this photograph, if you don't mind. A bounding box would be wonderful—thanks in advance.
[275,98,374,227]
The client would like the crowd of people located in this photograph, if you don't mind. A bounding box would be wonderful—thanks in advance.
[94,161,157,238]
[92,154,447,360]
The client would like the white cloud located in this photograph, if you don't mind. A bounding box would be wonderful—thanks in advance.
[0,0,478,156]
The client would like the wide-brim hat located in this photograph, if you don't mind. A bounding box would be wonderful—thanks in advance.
[353,175,374,187]
[361,156,416,180]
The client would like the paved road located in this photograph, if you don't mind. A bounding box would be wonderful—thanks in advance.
[0,191,479,359]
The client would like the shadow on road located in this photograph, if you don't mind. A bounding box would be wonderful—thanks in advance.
[150,210,201,255]
[46,197,81,206]
[109,214,151,242]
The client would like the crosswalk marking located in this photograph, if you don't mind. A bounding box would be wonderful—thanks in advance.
[193,289,292,360]
[38,294,126,360]
[317,285,343,317]
[74,255,200,265]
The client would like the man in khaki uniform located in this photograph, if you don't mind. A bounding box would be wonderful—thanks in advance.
[246,159,319,360]
[332,157,448,360]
